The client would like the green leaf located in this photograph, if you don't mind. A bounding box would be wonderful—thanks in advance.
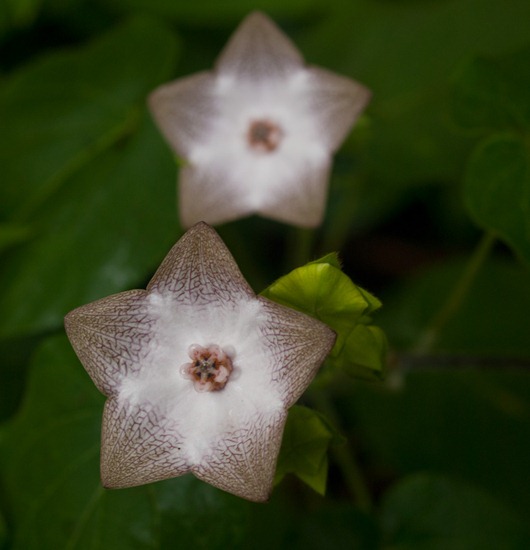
[303,0,530,236]
[346,369,530,515]
[0,509,6,549]
[0,335,251,549]
[263,262,374,347]
[378,258,530,356]
[4,0,42,27]
[464,134,530,267]
[0,17,179,219]
[0,115,179,339]
[105,0,332,25]
[262,261,386,379]
[0,223,31,253]
[381,473,530,549]
[0,335,41,422]
[308,252,341,270]
[453,45,530,132]
[336,324,387,381]
[275,405,342,495]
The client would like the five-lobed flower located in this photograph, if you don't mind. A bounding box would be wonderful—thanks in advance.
[65,223,335,502]
[149,11,371,228]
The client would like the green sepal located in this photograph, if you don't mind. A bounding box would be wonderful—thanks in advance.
[262,256,387,380]
[308,252,342,270]
[275,406,344,496]
[328,324,388,381]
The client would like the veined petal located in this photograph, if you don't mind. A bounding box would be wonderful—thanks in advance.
[215,12,303,83]
[193,409,286,502]
[305,66,372,151]
[65,224,335,501]
[64,290,152,396]
[101,397,189,488]
[148,72,218,158]
[147,222,254,305]
[258,297,336,408]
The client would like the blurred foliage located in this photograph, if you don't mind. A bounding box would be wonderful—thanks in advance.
[1,0,530,548]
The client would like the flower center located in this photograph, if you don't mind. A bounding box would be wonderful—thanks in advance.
[181,344,234,393]
[247,119,283,153]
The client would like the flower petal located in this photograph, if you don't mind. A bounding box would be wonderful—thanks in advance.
[101,397,189,488]
[64,290,152,396]
[178,164,253,228]
[193,409,286,502]
[147,222,254,305]
[180,151,332,229]
[148,72,218,158]
[215,11,303,83]
[256,158,332,228]
[258,297,336,408]
[305,66,372,151]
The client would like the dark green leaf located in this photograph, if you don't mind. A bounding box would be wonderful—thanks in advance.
[464,134,530,267]
[453,45,530,131]
[0,509,6,549]
[0,223,31,253]
[379,258,530,356]
[0,17,179,219]
[0,335,252,549]
[305,0,530,235]
[4,0,42,27]
[0,335,41,421]
[0,115,179,339]
[381,473,530,549]
[292,504,378,550]
[346,369,530,515]
[105,0,331,25]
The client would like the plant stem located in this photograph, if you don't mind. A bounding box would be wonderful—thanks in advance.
[415,231,496,353]
[310,390,373,512]
[285,227,315,271]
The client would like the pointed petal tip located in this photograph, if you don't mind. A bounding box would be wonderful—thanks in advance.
[215,9,303,80]
[180,221,224,247]
[239,10,275,28]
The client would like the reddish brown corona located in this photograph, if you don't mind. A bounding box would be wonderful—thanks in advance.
[181,344,234,392]
[247,119,283,152]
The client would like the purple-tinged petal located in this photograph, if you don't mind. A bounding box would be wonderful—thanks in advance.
[101,397,189,488]
[305,66,372,151]
[258,298,336,408]
[193,409,286,502]
[65,224,336,501]
[148,72,218,158]
[64,290,152,396]
[215,12,303,83]
[147,222,254,305]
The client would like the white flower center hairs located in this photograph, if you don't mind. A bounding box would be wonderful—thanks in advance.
[149,11,371,229]
[65,223,335,502]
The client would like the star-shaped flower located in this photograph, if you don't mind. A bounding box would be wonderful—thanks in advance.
[65,223,335,502]
[148,11,371,228]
